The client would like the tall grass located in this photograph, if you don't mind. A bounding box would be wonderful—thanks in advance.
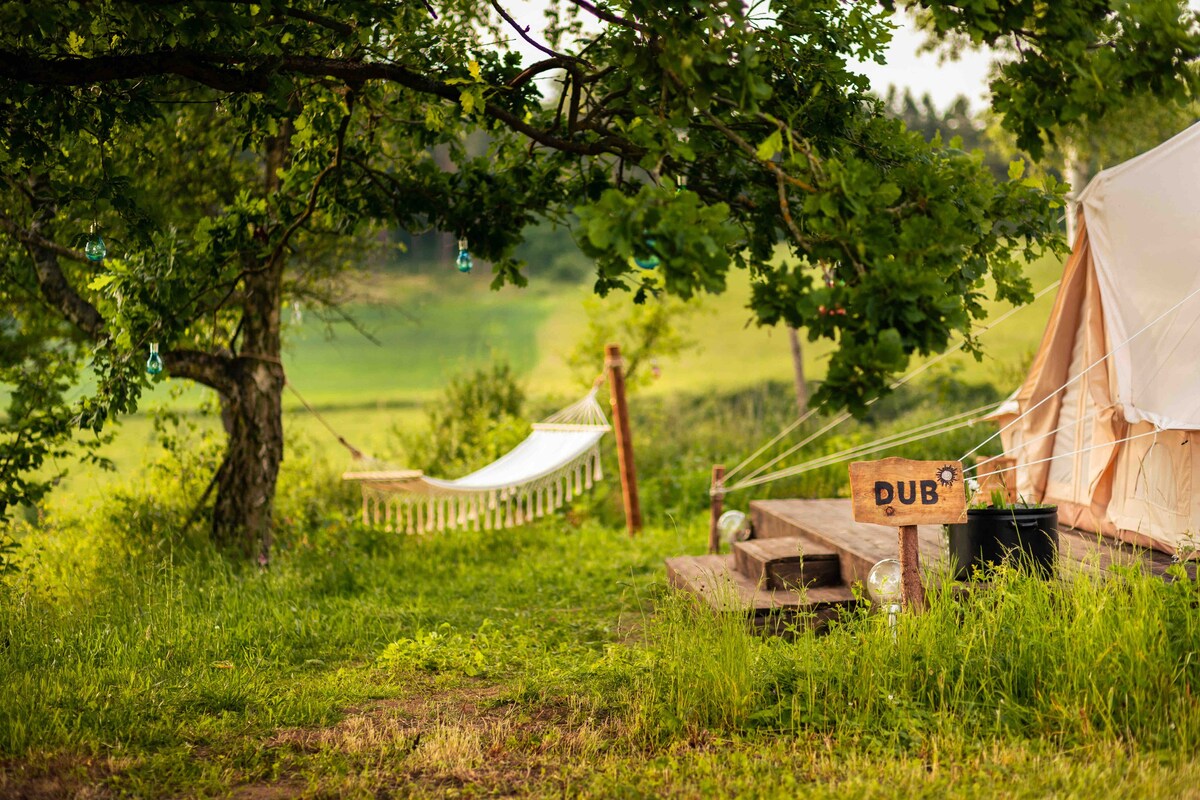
[619,564,1200,753]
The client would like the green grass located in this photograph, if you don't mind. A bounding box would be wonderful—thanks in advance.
[4,459,1200,797]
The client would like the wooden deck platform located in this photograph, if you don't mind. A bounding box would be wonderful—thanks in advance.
[666,498,1187,632]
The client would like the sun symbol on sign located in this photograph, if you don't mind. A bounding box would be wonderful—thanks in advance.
[936,464,959,487]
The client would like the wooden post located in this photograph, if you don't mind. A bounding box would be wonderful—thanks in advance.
[605,344,641,537]
[708,464,725,554]
[898,525,925,611]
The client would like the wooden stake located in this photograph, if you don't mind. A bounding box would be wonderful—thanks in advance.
[898,524,925,611]
[605,344,641,537]
[708,464,725,554]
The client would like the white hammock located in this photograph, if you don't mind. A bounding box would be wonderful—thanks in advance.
[343,388,610,534]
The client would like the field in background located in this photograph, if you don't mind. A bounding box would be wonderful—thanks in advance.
[42,251,1064,514]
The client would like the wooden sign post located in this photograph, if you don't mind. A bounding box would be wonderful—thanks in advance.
[708,464,725,554]
[848,457,967,611]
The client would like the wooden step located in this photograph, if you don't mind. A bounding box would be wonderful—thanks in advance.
[732,536,841,590]
[665,554,856,633]
[750,499,946,586]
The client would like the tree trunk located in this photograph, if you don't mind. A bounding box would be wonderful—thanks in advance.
[787,326,808,413]
[212,354,285,559]
[1064,144,1089,243]
[206,125,291,559]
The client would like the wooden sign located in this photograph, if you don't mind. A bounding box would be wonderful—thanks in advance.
[848,457,967,526]
[848,457,967,612]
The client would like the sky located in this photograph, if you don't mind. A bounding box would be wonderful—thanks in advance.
[851,18,994,110]
[498,2,995,111]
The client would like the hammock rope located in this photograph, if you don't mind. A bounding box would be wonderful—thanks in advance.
[343,386,611,534]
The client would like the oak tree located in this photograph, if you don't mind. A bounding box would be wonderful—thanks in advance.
[2,0,1196,556]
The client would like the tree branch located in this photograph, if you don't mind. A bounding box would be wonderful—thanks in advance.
[163,347,236,393]
[267,98,355,269]
[19,178,107,341]
[566,0,648,33]
[0,215,88,263]
[282,7,356,37]
[697,106,816,193]
[491,1,590,67]
[0,48,272,92]
[507,57,574,89]
[0,50,641,158]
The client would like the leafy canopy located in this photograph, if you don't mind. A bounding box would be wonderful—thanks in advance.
[2,0,1197,516]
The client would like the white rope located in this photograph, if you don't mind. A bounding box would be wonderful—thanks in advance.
[734,417,988,491]
[959,280,1200,463]
[722,406,822,482]
[723,280,1062,485]
[728,413,990,491]
[737,411,854,485]
[727,400,1001,492]
[970,428,1161,483]
[731,401,999,490]
[962,406,1102,475]
[541,386,609,427]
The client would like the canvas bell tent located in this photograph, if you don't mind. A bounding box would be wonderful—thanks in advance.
[987,121,1200,554]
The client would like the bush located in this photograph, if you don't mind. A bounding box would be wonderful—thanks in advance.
[399,361,529,476]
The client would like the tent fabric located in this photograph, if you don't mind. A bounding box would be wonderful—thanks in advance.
[995,122,1200,553]
[1078,122,1200,430]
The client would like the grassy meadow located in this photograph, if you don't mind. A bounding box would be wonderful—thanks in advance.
[9,250,1192,799]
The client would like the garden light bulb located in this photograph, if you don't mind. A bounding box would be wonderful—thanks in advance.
[145,342,163,376]
[85,232,106,262]
[633,237,660,270]
[456,238,472,273]
[867,558,903,605]
[717,509,750,544]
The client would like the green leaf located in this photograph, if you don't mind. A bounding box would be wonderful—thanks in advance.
[1008,159,1026,180]
[87,274,116,291]
[756,130,783,161]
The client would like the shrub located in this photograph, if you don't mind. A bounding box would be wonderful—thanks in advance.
[399,361,529,476]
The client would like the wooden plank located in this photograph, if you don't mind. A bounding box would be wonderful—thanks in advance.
[732,537,841,590]
[751,499,946,585]
[849,457,967,526]
[342,470,423,482]
[665,554,854,615]
[751,497,1178,581]
[709,464,725,554]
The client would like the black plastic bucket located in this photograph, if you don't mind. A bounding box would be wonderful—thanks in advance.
[947,506,1058,580]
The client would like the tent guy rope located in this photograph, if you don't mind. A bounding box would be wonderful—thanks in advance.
[726,401,1001,492]
[969,428,1163,484]
[721,279,1062,491]
[958,279,1200,464]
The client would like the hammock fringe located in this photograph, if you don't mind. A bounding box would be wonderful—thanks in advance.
[348,389,609,535]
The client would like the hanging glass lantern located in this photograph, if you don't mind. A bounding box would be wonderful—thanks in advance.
[145,342,163,376]
[85,223,106,262]
[455,238,472,273]
[717,509,751,544]
[633,237,660,270]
